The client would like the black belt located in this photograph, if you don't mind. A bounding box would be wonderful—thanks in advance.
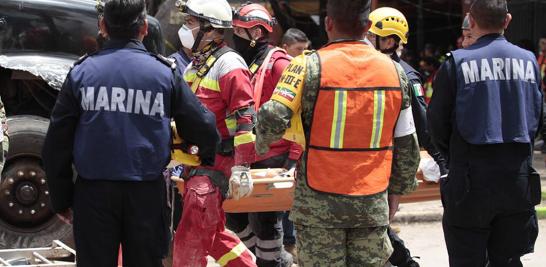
[217,138,234,156]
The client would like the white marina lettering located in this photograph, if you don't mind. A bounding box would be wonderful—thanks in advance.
[491,58,505,80]
[134,90,151,115]
[79,86,165,116]
[81,87,94,110]
[462,60,480,84]
[512,59,525,80]
[95,86,110,111]
[525,60,536,82]
[480,58,494,81]
[461,58,536,84]
[111,87,126,112]
[127,89,135,113]
[149,93,165,117]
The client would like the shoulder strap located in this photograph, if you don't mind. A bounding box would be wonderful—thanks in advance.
[196,46,234,78]
[152,53,177,71]
[73,52,96,67]
[253,47,286,110]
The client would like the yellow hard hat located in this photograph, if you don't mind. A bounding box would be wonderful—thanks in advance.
[369,7,409,44]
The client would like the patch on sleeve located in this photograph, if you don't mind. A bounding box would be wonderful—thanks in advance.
[270,54,306,112]
[412,83,424,97]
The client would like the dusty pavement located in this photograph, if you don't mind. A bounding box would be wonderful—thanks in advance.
[392,219,546,267]
[204,151,546,266]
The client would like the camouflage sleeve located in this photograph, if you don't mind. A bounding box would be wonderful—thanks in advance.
[396,62,412,110]
[389,62,419,195]
[255,101,293,155]
[256,53,308,155]
[389,133,419,195]
[0,96,8,173]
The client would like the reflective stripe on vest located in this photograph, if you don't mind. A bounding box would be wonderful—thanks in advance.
[307,41,402,196]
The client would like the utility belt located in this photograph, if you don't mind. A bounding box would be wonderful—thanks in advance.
[185,168,229,199]
[217,137,234,157]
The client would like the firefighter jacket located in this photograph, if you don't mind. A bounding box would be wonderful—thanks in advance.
[249,46,303,163]
[183,43,256,165]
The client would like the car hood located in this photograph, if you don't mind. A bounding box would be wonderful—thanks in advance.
[0,52,78,91]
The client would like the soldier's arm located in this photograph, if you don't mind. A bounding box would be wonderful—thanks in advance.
[256,54,307,154]
[427,57,456,159]
[256,101,293,154]
[172,74,219,166]
[389,64,419,195]
[42,74,80,213]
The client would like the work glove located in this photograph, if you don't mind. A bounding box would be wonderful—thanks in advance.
[228,165,253,200]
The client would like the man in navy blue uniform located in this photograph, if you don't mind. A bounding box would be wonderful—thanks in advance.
[428,0,542,266]
[42,0,219,266]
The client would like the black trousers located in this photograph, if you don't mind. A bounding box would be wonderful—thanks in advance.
[226,153,288,267]
[388,226,416,266]
[440,167,539,266]
[72,177,169,267]
[443,209,538,267]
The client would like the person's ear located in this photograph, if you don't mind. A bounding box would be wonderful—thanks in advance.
[282,43,288,50]
[504,13,512,30]
[140,18,149,37]
[364,20,372,33]
[99,17,109,38]
[468,13,477,30]
[325,16,334,33]
[252,26,263,40]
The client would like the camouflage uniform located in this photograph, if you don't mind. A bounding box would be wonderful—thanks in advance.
[256,50,419,267]
[0,97,8,172]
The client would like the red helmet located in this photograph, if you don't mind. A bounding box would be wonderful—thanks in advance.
[233,3,275,33]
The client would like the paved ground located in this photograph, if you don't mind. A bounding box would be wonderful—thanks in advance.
[204,151,546,266]
[392,219,546,267]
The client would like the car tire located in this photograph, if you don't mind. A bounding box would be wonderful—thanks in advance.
[0,115,72,249]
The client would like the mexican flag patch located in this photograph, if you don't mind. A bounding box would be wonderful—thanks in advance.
[413,83,424,97]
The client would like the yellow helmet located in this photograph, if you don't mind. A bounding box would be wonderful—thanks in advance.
[369,7,409,44]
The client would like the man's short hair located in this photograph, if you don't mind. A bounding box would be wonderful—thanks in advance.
[470,0,508,31]
[104,0,147,39]
[281,28,309,46]
[327,0,371,37]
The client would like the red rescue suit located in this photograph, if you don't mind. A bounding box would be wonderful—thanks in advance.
[173,43,257,267]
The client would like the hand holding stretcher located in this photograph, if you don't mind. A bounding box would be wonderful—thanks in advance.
[171,168,295,213]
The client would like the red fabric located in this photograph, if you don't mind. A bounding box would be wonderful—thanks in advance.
[172,175,256,267]
[218,69,256,165]
[252,49,303,163]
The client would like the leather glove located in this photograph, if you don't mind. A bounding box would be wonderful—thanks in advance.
[228,166,253,200]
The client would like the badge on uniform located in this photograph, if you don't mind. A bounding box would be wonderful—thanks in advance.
[413,83,424,97]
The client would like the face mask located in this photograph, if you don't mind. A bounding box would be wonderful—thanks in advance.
[232,34,266,65]
[178,25,198,49]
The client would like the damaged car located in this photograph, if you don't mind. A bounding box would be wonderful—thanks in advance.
[0,0,164,248]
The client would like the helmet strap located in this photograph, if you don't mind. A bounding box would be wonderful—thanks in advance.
[192,20,211,53]
[245,28,256,47]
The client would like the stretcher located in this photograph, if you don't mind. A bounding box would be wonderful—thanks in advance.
[171,151,441,213]
[172,168,294,213]
[0,240,75,267]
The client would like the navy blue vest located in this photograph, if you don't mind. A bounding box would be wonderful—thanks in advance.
[70,40,173,181]
[452,34,542,145]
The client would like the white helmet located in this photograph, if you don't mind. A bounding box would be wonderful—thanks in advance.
[176,0,233,28]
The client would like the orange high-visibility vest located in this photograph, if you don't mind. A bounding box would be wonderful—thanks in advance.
[306,41,403,196]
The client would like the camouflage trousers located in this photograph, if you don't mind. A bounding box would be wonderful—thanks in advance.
[295,224,392,267]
